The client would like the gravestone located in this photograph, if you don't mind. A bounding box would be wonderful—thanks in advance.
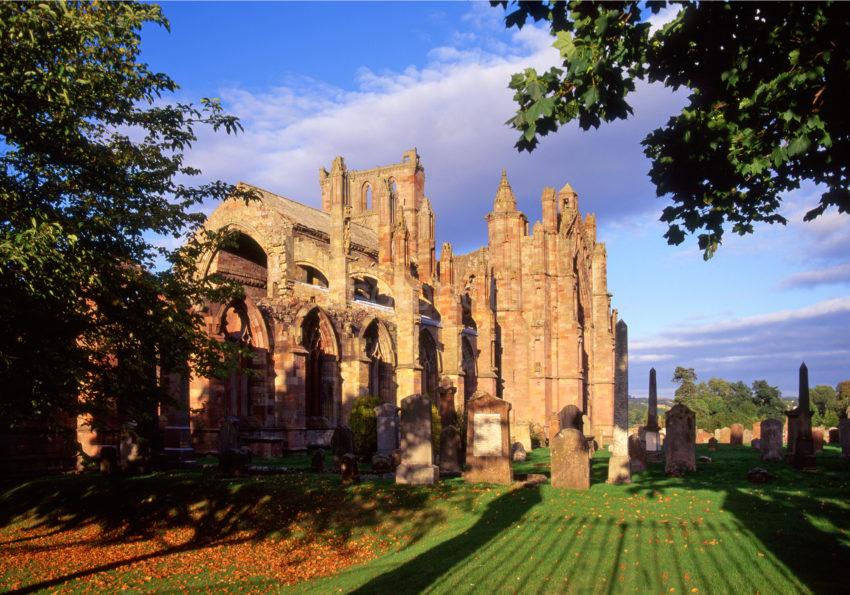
[743,428,753,445]
[751,438,761,450]
[331,425,355,469]
[559,404,584,433]
[730,424,744,445]
[812,428,824,452]
[645,368,661,454]
[707,437,718,452]
[464,391,512,485]
[828,427,839,444]
[786,363,816,469]
[752,422,762,440]
[439,425,462,475]
[628,433,646,472]
[340,453,359,484]
[760,418,783,462]
[310,449,325,473]
[715,427,731,444]
[218,418,240,453]
[664,403,696,476]
[395,394,439,485]
[513,420,532,452]
[511,442,527,462]
[551,428,590,489]
[437,377,458,427]
[375,403,400,456]
[607,319,631,484]
[371,453,393,473]
[696,429,713,444]
[839,418,850,458]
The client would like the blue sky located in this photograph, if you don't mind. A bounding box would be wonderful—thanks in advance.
[142,1,849,399]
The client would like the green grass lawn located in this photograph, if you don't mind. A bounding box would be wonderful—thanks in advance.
[2,445,848,593]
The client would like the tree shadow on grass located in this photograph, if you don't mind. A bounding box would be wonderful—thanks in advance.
[0,467,465,592]
[626,444,850,593]
[351,484,542,594]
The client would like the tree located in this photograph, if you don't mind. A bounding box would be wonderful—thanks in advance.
[671,366,696,401]
[751,380,786,419]
[810,385,841,428]
[495,1,850,258]
[0,3,255,438]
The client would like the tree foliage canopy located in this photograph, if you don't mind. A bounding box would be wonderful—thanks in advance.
[495,1,850,257]
[0,2,254,431]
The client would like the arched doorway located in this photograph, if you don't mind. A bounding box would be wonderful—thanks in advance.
[363,319,396,404]
[419,329,439,399]
[301,308,339,421]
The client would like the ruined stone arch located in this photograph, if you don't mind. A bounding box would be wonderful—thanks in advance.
[361,181,373,211]
[359,317,397,404]
[461,334,478,402]
[294,260,330,288]
[350,270,395,308]
[294,306,341,421]
[418,326,440,399]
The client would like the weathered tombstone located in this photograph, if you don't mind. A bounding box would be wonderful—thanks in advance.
[513,420,532,452]
[340,453,359,484]
[371,453,393,473]
[559,404,584,433]
[839,418,850,459]
[375,403,400,456]
[707,437,718,452]
[607,319,631,484]
[696,429,713,444]
[752,422,762,440]
[751,438,761,450]
[310,448,325,473]
[628,433,646,472]
[439,425,462,475]
[511,442,527,462]
[812,428,824,452]
[743,428,753,445]
[645,368,661,454]
[786,363,816,469]
[395,394,439,485]
[331,425,355,469]
[730,423,744,446]
[551,428,590,489]
[218,418,240,453]
[715,427,731,444]
[464,391,512,485]
[664,403,696,476]
[828,427,839,444]
[760,418,783,462]
[437,377,458,428]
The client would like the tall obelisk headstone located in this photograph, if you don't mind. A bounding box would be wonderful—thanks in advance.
[607,319,631,484]
[645,368,661,459]
[786,362,816,469]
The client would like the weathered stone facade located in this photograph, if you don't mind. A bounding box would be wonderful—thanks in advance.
[184,149,619,453]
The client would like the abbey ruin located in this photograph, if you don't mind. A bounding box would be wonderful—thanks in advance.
[180,149,620,454]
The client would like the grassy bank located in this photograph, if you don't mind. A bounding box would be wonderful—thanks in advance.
[1,445,848,593]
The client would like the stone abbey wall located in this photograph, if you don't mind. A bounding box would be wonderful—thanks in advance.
[183,148,619,454]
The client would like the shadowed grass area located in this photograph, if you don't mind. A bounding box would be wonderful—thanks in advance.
[1,445,848,593]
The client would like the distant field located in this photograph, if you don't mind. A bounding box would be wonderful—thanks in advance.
[1,446,847,593]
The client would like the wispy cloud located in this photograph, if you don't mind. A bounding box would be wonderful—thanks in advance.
[779,263,850,289]
[630,297,850,398]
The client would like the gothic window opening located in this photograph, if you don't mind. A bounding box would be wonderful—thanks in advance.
[214,232,267,300]
[302,309,338,421]
[419,329,439,399]
[364,319,396,404]
[462,336,478,402]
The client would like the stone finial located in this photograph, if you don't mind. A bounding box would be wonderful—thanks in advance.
[493,169,517,212]
[799,362,810,412]
[331,156,346,175]
[558,182,577,210]
[421,196,433,213]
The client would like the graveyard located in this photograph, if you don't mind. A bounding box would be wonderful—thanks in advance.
[2,442,848,593]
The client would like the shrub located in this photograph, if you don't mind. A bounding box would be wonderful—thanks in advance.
[349,395,380,460]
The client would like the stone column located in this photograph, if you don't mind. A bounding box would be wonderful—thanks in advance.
[645,367,661,454]
[607,319,630,484]
[788,362,816,469]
